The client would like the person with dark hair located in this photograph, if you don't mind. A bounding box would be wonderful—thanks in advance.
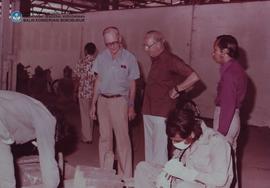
[57,66,74,103]
[212,35,247,188]
[134,108,233,188]
[90,27,140,178]
[16,63,30,94]
[142,30,200,165]
[84,42,97,55]
[0,90,59,188]
[28,65,48,101]
[74,42,97,144]
[44,68,53,94]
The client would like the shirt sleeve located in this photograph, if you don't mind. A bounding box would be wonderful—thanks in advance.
[0,119,13,143]
[218,73,237,135]
[196,137,232,186]
[90,60,97,75]
[92,55,100,74]
[128,54,140,80]
[173,56,194,77]
[34,108,60,188]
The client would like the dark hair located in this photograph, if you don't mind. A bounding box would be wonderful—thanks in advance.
[84,42,97,55]
[216,35,239,59]
[166,108,202,140]
[34,66,44,77]
[63,66,72,78]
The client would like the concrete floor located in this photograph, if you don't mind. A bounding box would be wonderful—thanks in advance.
[62,104,270,188]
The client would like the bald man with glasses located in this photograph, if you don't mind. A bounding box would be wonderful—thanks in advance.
[142,30,200,165]
[90,26,140,178]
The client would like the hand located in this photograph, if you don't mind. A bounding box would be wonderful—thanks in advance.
[169,87,180,99]
[90,104,97,120]
[164,158,184,171]
[1,138,14,145]
[155,170,173,188]
[0,124,14,145]
[163,159,198,182]
[128,107,136,121]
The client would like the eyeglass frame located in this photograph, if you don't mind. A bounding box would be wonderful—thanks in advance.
[143,39,161,50]
[105,41,120,47]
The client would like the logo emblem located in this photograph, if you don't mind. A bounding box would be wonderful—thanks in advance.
[10,11,23,23]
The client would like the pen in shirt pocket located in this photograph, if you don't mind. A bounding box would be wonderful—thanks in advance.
[120,65,127,69]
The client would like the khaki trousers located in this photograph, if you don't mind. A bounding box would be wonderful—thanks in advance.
[97,96,132,178]
[79,97,94,142]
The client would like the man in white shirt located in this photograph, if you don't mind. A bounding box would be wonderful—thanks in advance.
[0,90,59,188]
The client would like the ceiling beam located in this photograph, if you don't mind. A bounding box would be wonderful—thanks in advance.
[29,10,51,15]
[40,0,95,9]
[151,0,173,5]
[31,3,80,13]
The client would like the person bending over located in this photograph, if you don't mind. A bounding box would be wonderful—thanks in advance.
[0,90,59,188]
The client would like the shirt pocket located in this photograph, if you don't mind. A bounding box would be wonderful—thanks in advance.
[114,65,129,80]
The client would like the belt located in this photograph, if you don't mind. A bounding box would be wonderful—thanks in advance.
[101,94,122,98]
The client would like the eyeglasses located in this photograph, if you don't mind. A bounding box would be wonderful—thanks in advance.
[143,40,160,50]
[105,41,119,47]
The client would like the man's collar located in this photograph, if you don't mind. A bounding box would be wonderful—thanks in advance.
[220,58,234,75]
[105,48,123,60]
[151,49,167,62]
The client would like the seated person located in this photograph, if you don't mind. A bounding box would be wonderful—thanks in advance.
[16,63,30,94]
[0,90,59,188]
[134,107,233,188]
[28,66,48,101]
[56,66,75,104]
[44,68,53,94]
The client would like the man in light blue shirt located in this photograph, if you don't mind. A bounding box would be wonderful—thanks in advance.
[90,26,140,178]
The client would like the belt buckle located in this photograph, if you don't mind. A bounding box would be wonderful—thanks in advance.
[102,94,121,98]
